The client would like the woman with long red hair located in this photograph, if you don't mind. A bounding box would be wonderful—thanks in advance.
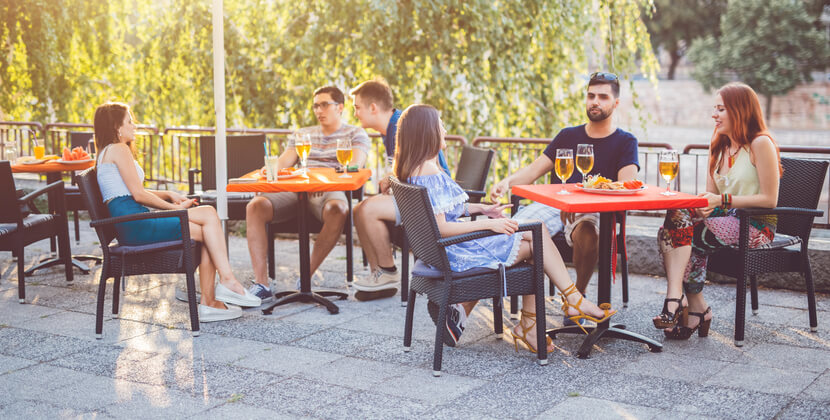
[653,82,782,340]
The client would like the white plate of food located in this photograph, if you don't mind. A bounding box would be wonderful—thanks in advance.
[576,184,647,195]
[18,157,47,165]
[55,158,94,164]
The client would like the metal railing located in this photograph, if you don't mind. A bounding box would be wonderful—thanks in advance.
[0,121,44,159]
[683,144,830,228]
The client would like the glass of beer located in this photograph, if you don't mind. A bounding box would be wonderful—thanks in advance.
[336,138,353,178]
[294,132,312,178]
[659,150,679,196]
[555,148,574,194]
[576,143,594,182]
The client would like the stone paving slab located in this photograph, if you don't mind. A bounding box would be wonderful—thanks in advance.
[1,223,830,418]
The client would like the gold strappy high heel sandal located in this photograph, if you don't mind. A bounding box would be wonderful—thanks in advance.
[511,309,553,353]
[560,284,617,334]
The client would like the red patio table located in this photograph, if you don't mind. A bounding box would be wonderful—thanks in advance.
[12,159,96,275]
[227,167,371,314]
[512,183,708,358]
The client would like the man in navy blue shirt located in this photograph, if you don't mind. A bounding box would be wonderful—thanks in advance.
[350,78,450,301]
[490,72,639,308]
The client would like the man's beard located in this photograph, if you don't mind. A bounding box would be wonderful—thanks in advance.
[586,107,611,122]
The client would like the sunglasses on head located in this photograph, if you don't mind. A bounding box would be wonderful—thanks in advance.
[590,72,619,84]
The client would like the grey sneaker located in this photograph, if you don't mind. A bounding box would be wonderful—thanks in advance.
[354,269,399,301]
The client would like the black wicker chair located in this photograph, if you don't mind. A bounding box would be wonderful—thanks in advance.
[707,157,828,346]
[386,145,496,304]
[1,160,73,303]
[392,177,547,376]
[187,134,265,220]
[77,167,201,338]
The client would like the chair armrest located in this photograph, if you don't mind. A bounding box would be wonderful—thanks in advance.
[464,189,486,203]
[19,181,65,203]
[509,193,524,217]
[736,207,824,218]
[188,168,201,195]
[90,209,190,228]
[437,221,541,247]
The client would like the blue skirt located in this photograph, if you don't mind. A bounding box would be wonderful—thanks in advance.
[107,195,183,245]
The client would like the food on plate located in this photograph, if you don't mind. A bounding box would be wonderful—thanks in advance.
[62,146,91,161]
[43,155,59,160]
[278,167,297,176]
[582,174,643,190]
[16,156,37,163]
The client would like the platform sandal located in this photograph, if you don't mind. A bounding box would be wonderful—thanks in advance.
[664,306,712,340]
[653,294,687,329]
[560,284,617,335]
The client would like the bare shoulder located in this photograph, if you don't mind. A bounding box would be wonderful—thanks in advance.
[750,135,774,151]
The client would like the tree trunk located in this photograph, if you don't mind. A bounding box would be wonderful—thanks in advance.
[667,48,681,80]
[765,95,773,121]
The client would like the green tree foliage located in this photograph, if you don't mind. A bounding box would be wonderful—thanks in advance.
[687,0,830,117]
[1,0,658,140]
[643,0,725,79]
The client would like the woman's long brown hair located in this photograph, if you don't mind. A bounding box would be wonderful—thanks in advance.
[393,105,444,182]
[93,102,135,157]
[708,82,782,177]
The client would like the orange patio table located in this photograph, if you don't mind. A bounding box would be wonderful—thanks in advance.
[227,167,371,315]
[512,183,708,358]
[12,159,97,275]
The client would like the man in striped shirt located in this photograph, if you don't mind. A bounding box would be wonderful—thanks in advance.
[245,86,371,302]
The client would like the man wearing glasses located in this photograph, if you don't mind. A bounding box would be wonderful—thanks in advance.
[245,86,370,302]
[490,72,640,324]
[349,78,452,301]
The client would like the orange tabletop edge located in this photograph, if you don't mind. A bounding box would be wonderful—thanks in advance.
[226,167,371,193]
[512,183,708,213]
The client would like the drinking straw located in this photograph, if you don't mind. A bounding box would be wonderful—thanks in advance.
[263,141,269,158]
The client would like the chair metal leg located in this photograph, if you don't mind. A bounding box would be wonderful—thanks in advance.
[112,276,121,317]
[509,295,519,319]
[57,222,74,283]
[95,267,108,339]
[734,273,747,347]
[804,259,818,332]
[16,244,25,303]
[493,296,503,338]
[400,236,410,306]
[185,270,200,335]
[403,290,417,350]
[432,293,450,376]
[73,210,80,244]
[749,275,759,315]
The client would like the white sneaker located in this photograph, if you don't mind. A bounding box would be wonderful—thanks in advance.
[198,303,242,323]
[353,269,400,292]
[215,283,262,307]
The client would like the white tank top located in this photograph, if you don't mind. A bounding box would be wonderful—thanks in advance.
[96,145,144,202]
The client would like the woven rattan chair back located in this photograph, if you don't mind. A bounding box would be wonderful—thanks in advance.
[198,134,266,191]
[390,177,452,273]
[0,161,19,223]
[775,157,829,237]
[76,167,117,246]
[454,145,494,202]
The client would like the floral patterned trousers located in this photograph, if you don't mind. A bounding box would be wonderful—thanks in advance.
[657,208,774,294]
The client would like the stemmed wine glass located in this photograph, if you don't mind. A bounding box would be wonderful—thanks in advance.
[659,150,679,196]
[336,138,352,178]
[294,132,312,178]
[576,144,594,182]
[555,148,574,194]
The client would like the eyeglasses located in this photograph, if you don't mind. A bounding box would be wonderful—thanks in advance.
[589,72,619,84]
[312,101,339,111]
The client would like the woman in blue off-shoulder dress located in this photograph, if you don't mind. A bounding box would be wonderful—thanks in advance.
[393,105,616,353]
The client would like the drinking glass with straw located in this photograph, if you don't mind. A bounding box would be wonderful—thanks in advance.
[31,129,44,160]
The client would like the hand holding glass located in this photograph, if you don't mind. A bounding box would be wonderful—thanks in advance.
[336,138,353,178]
[294,133,311,178]
[555,149,574,195]
[659,150,679,196]
[576,144,594,182]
